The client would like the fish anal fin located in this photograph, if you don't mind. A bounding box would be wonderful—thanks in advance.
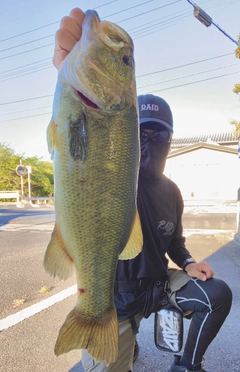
[47,117,58,158]
[54,307,118,366]
[119,209,143,260]
[43,224,74,280]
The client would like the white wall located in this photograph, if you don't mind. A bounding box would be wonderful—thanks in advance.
[165,148,240,200]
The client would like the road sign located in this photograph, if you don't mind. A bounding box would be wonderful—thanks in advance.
[16,165,28,177]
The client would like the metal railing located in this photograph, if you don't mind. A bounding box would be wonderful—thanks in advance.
[22,196,54,204]
[0,191,20,202]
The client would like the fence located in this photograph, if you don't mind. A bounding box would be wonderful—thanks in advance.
[0,191,20,203]
[22,196,54,204]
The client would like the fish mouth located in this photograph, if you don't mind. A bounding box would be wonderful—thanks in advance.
[77,90,100,110]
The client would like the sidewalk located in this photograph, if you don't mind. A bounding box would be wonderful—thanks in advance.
[70,233,240,372]
[183,199,237,214]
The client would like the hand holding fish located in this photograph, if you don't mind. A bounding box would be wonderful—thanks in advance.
[53,7,84,69]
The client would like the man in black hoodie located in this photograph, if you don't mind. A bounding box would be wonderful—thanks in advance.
[111,94,232,372]
[53,9,232,372]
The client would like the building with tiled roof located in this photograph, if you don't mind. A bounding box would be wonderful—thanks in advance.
[165,132,239,201]
[171,132,238,149]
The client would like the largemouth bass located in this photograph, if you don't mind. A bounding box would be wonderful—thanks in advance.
[43,9,142,365]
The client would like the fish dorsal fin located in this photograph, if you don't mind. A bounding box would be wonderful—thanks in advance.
[47,117,58,157]
[119,209,143,260]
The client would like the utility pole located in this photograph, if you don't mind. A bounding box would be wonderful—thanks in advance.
[186,0,240,46]
[26,166,32,203]
[20,159,24,200]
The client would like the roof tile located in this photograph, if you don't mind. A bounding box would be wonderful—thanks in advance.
[172,132,238,146]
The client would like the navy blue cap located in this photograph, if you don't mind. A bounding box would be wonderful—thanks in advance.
[138,94,173,132]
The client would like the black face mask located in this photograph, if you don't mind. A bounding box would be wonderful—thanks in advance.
[139,140,170,180]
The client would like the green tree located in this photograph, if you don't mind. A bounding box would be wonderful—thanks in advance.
[24,156,54,196]
[231,34,240,138]
[0,143,54,197]
[0,143,22,191]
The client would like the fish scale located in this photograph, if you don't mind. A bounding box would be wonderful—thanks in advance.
[43,9,143,365]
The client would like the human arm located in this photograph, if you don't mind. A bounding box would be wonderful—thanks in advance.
[53,7,84,69]
[168,187,214,281]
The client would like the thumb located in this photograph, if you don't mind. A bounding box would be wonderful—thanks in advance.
[197,272,207,281]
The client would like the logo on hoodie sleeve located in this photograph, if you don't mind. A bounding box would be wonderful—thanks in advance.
[157,220,174,236]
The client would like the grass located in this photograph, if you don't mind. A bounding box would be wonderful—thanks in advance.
[12,298,25,308]
[39,285,52,294]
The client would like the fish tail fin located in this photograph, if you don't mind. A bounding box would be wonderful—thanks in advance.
[119,208,143,260]
[54,307,118,366]
[43,224,74,280]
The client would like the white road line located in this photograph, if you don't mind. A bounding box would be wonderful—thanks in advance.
[0,285,77,331]
[183,229,235,235]
[0,223,53,232]
[184,231,193,237]
[0,228,234,332]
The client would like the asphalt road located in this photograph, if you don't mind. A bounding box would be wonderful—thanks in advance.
[0,202,239,372]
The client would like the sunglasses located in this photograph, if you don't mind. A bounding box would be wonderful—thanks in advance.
[140,130,172,145]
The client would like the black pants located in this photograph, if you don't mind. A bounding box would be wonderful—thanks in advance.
[176,277,232,369]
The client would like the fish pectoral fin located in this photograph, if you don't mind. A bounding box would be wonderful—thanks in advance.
[43,224,74,280]
[46,117,58,158]
[54,307,118,366]
[119,209,143,260]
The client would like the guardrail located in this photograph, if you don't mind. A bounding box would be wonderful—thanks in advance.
[0,191,20,202]
[22,196,54,204]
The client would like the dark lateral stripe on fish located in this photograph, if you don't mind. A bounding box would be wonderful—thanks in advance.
[68,115,88,161]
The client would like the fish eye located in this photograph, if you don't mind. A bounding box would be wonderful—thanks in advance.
[123,55,130,65]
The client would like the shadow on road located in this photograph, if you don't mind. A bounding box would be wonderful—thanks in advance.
[0,207,54,232]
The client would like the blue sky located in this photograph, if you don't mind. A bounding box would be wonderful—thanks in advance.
[0,0,239,161]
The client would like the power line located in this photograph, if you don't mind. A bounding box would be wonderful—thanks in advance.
[1,64,238,114]
[147,70,239,94]
[1,0,237,59]
[129,5,190,37]
[186,0,239,46]
[0,111,52,123]
[132,13,190,39]
[0,51,233,83]
[136,52,233,78]
[0,95,53,106]
[130,0,236,41]
[0,24,58,43]
[1,70,238,123]
[0,0,118,42]
[0,58,51,75]
[1,59,53,83]
[0,43,54,61]
[0,34,55,53]
[103,0,154,19]
[0,50,236,103]
[0,105,52,116]
[0,1,159,53]
[0,62,53,82]
[137,62,240,89]
[0,0,222,61]
[117,0,182,24]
